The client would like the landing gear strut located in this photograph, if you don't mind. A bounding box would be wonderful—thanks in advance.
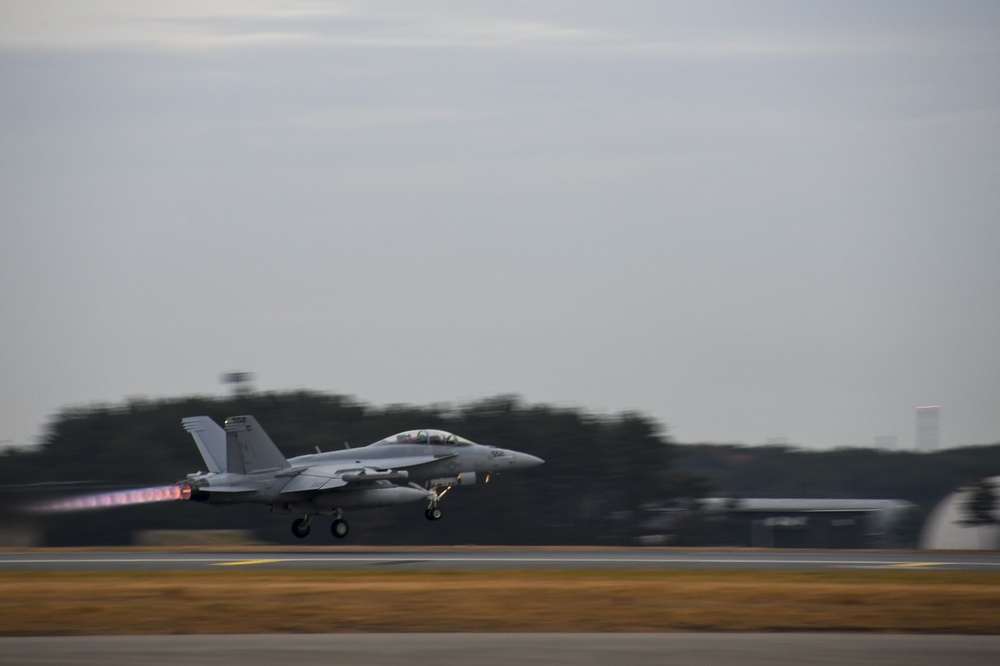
[425,488,444,521]
[291,516,311,539]
[412,482,448,521]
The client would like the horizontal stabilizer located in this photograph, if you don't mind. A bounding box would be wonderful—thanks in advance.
[197,485,258,493]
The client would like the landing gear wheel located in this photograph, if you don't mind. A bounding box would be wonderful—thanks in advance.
[291,518,311,539]
[425,507,443,521]
[331,518,349,539]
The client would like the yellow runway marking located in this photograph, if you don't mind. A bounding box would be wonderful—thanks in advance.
[890,562,943,568]
[214,559,283,567]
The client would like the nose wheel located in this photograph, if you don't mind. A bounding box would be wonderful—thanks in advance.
[409,482,446,522]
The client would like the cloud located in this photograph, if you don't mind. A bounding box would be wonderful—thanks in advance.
[0,0,597,53]
[4,1,993,65]
[0,0,332,52]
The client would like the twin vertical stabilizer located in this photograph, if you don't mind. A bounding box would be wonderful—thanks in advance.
[182,416,226,473]
[183,415,290,474]
[224,415,291,474]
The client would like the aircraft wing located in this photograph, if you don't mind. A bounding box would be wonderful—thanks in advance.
[279,454,457,495]
[280,466,353,494]
[357,453,458,471]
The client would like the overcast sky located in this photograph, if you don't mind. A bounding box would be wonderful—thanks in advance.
[2,1,999,450]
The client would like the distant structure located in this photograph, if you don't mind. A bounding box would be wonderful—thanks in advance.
[916,406,940,451]
[221,371,256,397]
[692,498,916,549]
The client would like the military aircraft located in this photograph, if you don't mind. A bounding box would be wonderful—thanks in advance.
[179,415,544,539]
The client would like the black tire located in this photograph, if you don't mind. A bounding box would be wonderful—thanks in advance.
[426,507,443,521]
[331,518,349,539]
[291,518,310,539]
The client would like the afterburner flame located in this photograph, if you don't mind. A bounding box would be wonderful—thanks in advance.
[29,484,189,514]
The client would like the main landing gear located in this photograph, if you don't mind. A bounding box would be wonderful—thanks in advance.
[291,510,349,539]
[287,484,452,539]
[291,516,311,538]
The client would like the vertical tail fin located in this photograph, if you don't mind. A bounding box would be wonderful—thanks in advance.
[182,416,226,473]
[224,415,291,474]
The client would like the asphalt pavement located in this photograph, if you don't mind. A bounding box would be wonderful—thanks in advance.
[0,547,997,572]
[2,633,999,666]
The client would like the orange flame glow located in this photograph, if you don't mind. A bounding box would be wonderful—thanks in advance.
[29,484,189,514]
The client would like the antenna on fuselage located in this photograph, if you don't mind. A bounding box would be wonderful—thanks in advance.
[344,442,351,449]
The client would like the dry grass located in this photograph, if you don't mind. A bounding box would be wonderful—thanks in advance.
[1,570,998,636]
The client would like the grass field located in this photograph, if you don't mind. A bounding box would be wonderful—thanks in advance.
[2,569,999,635]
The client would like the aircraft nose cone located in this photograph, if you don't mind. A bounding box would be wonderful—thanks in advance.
[518,453,545,468]
[489,447,545,472]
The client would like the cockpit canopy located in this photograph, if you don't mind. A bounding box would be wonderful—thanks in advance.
[378,429,476,447]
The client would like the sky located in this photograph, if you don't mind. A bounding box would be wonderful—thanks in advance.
[1,1,999,451]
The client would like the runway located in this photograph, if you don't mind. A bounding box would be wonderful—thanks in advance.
[3,549,998,663]
[1,547,998,572]
[2,633,1000,666]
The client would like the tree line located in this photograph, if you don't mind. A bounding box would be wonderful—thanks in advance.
[1,391,997,546]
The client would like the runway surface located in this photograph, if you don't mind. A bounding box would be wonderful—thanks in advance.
[1,547,998,572]
[2,633,999,666]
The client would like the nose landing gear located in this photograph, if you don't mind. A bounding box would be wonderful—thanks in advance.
[410,481,452,521]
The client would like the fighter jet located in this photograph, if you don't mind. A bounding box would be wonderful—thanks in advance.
[179,415,544,539]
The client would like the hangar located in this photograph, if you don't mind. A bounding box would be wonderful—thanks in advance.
[919,476,1000,550]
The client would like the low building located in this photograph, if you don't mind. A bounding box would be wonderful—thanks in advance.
[700,498,915,549]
